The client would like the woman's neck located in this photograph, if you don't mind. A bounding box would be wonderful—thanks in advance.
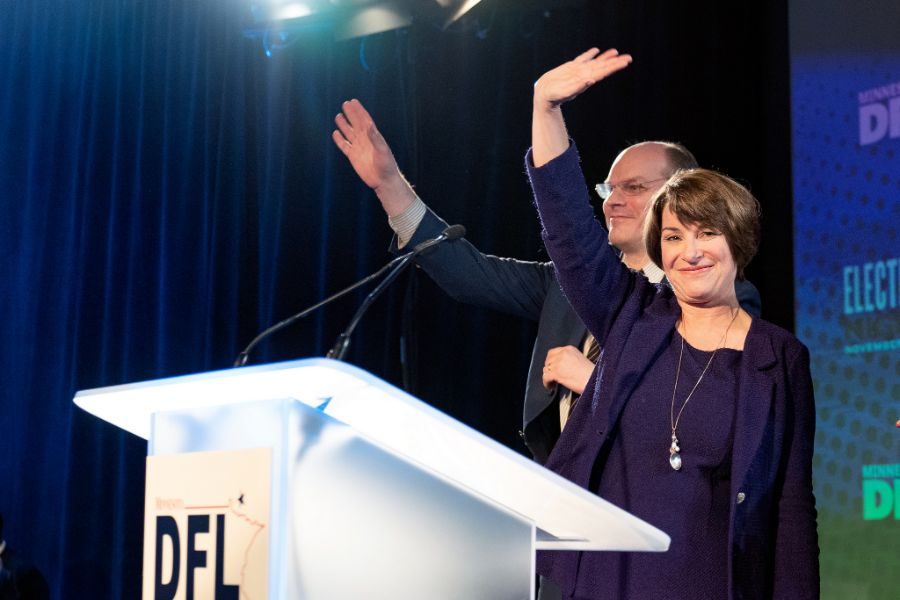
[677,302,746,351]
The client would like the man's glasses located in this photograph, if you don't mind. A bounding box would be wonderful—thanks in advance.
[594,178,666,200]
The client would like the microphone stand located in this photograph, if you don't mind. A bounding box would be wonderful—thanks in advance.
[232,254,405,367]
[326,224,465,361]
[326,253,416,361]
[233,224,466,367]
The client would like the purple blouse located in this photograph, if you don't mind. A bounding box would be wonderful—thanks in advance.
[573,334,741,598]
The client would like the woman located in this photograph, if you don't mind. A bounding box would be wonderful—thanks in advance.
[527,49,819,599]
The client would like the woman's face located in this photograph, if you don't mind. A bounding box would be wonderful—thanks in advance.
[660,206,738,307]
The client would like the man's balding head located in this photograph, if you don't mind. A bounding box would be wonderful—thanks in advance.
[600,141,697,267]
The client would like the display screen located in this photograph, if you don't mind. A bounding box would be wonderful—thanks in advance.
[790,1,900,597]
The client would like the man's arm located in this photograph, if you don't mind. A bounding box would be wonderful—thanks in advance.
[333,99,595,390]
[401,208,559,320]
[332,99,556,320]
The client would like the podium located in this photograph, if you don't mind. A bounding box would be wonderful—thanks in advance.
[75,358,669,599]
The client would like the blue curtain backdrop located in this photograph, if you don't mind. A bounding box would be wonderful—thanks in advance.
[1,0,790,596]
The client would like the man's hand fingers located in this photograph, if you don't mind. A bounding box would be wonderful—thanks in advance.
[542,372,556,389]
[331,130,351,156]
[342,98,371,129]
[335,112,356,143]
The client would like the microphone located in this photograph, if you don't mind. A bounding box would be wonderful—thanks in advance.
[326,224,465,361]
[410,223,465,254]
[233,224,465,367]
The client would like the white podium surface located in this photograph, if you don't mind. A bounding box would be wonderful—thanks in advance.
[75,358,669,553]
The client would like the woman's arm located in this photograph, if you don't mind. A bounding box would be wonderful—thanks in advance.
[528,49,651,342]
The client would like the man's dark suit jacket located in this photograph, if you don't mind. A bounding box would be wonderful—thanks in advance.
[397,208,762,464]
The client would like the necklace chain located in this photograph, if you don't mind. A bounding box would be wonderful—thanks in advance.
[668,308,739,471]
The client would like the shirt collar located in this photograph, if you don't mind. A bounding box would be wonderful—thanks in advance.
[639,260,666,283]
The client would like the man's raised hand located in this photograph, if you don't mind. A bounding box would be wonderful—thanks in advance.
[332,99,415,216]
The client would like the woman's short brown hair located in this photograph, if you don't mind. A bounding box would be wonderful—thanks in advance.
[644,168,760,280]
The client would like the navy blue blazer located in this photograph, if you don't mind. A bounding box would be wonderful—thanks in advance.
[396,209,762,465]
[527,144,819,600]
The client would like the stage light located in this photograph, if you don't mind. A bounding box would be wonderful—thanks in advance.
[249,0,488,42]
[252,0,331,21]
[436,1,483,28]
[332,2,414,41]
[274,3,315,20]
[250,0,413,40]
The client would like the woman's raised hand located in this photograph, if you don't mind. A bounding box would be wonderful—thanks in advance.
[533,48,632,111]
[531,49,632,167]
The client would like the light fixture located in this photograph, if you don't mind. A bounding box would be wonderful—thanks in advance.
[332,2,414,41]
[435,0,483,28]
[248,0,487,42]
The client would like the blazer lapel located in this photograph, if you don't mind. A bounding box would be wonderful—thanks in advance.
[601,295,678,439]
[731,318,778,491]
[524,286,587,426]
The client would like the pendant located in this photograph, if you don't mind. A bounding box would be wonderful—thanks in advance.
[669,434,682,471]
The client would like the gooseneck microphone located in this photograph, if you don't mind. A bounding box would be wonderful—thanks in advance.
[327,224,465,361]
[233,224,465,367]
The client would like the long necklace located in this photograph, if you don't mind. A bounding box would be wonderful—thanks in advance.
[668,308,739,471]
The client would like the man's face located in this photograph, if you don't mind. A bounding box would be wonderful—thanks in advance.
[601,144,672,256]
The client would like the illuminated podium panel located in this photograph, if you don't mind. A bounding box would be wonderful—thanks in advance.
[75,358,669,599]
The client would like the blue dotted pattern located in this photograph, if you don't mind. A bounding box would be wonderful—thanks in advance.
[791,54,900,517]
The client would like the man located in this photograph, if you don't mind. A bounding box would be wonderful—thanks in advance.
[331,99,761,464]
